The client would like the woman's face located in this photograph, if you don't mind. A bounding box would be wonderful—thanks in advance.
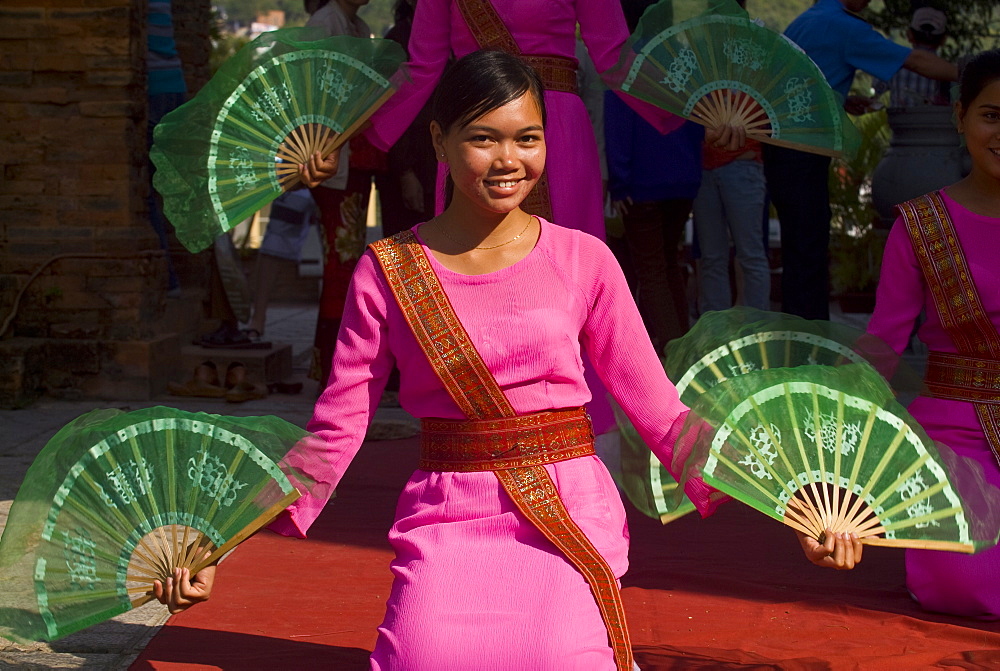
[957,78,1000,184]
[431,92,546,216]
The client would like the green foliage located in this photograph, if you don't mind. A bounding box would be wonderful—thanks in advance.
[829,110,891,294]
[744,0,811,32]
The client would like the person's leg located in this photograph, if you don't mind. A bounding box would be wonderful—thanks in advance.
[692,169,733,314]
[718,160,770,311]
[623,200,673,351]
[248,252,285,337]
[762,145,832,320]
[658,198,693,341]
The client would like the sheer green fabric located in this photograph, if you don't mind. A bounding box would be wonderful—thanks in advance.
[665,307,921,404]
[616,308,917,524]
[677,364,1000,553]
[0,407,311,642]
[151,28,405,253]
[606,0,860,159]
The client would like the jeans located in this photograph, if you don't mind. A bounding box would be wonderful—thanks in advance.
[692,160,769,313]
[762,145,832,320]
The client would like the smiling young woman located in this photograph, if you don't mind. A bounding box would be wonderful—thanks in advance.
[867,49,1000,620]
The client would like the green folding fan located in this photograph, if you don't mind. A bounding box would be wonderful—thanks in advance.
[615,308,900,523]
[685,365,1000,552]
[151,28,405,253]
[0,407,310,642]
[614,0,861,158]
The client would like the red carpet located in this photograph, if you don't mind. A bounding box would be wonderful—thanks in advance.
[132,436,1000,670]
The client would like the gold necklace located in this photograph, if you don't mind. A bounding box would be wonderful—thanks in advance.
[438,215,534,250]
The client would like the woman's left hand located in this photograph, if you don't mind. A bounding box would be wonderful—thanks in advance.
[797,528,863,570]
[705,124,747,151]
[297,148,342,189]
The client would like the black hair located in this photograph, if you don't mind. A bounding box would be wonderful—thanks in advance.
[431,50,546,133]
[959,49,1000,111]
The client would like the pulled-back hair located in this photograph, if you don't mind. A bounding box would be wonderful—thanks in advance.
[432,50,546,132]
[959,49,1000,111]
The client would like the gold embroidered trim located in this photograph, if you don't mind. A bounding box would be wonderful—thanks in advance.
[925,351,1000,405]
[421,407,595,471]
[900,192,1000,466]
[370,232,516,419]
[495,466,634,670]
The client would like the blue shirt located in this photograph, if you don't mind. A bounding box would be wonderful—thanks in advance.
[784,0,909,100]
[604,91,703,203]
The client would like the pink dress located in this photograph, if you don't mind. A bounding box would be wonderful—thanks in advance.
[867,189,1000,620]
[270,220,720,669]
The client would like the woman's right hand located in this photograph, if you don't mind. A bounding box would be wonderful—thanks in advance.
[796,528,863,570]
[153,564,216,614]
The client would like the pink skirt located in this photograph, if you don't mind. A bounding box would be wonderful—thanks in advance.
[369,454,629,670]
[905,396,1000,620]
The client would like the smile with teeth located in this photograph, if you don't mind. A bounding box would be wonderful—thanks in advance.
[488,178,521,188]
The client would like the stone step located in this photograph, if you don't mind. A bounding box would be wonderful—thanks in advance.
[178,342,294,389]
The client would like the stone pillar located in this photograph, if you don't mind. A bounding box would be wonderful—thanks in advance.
[0,0,212,407]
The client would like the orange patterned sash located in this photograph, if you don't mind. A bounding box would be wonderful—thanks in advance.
[370,231,634,671]
[899,192,1000,465]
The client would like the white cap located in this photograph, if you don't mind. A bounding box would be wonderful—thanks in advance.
[910,7,946,36]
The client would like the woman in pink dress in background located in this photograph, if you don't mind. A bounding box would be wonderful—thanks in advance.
[867,49,1000,620]
[155,51,855,669]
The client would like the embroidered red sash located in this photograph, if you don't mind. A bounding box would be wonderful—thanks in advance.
[454,0,583,223]
[899,191,1000,465]
[369,231,634,671]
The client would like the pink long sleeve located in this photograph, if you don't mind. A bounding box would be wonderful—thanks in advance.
[867,215,927,356]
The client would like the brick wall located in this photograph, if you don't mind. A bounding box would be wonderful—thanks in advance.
[0,0,213,407]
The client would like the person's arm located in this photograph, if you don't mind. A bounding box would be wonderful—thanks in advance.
[903,48,958,82]
[364,0,453,151]
[866,216,926,356]
[576,237,725,517]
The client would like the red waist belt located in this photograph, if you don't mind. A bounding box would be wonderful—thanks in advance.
[420,407,594,472]
[924,351,1000,405]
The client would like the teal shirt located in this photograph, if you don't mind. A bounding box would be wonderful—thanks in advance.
[147,0,187,95]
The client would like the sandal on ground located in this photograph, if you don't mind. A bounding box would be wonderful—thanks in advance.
[225,380,268,403]
[224,361,268,402]
[168,361,226,398]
